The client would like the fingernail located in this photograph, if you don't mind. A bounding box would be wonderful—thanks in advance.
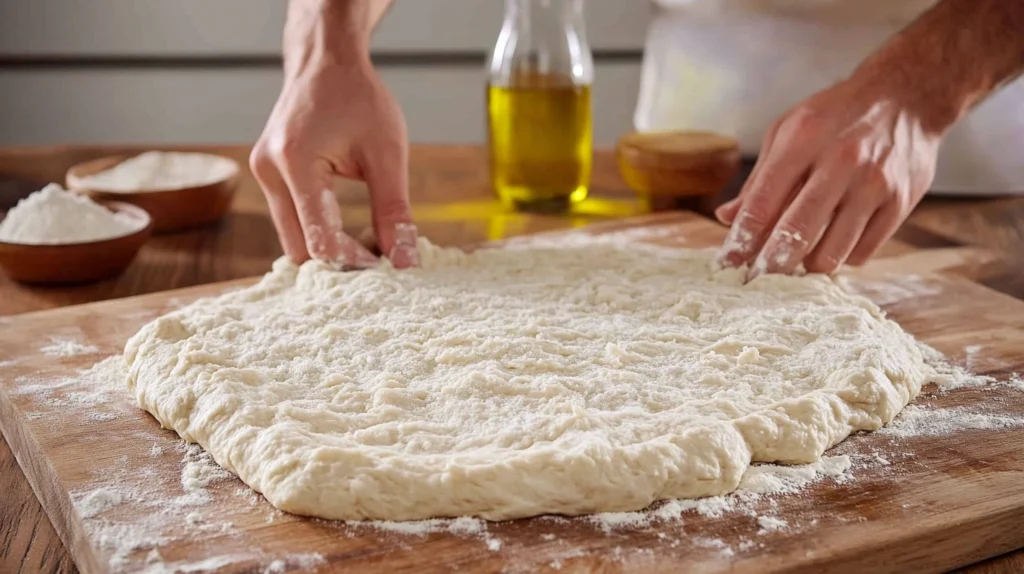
[394,222,418,247]
[388,223,420,269]
[389,244,420,269]
[747,255,767,282]
[714,200,736,224]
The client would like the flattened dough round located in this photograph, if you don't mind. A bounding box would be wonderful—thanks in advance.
[124,240,931,521]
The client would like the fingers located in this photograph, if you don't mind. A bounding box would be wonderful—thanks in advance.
[362,141,419,269]
[717,156,810,269]
[275,145,378,269]
[717,115,823,269]
[802,199,877,274]
[749,160,852,278]
[715,118,783,226]
[845,203,902,266]
[249,146,309,263]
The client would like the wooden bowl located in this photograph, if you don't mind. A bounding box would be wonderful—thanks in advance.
[617,131,741,210]
[0,201,152,285]
[65,153,239,233]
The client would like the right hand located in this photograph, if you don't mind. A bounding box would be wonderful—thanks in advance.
[249,58,419,269]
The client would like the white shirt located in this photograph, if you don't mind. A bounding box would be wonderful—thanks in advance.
[635,0,1024,194]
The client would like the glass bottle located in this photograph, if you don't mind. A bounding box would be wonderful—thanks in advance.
[487,0,594,213]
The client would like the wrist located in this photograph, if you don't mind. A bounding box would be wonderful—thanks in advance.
[284,0,373,80]
[845,58,960,137]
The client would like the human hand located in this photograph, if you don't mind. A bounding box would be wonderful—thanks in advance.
[250,58,419,269]
[715,77,943,279]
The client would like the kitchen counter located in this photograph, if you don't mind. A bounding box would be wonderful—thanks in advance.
[1,144,1022,573]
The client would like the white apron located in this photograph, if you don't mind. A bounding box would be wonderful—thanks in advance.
[634,0,1024,194]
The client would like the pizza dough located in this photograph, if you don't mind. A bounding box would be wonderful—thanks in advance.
[124,239,932,521]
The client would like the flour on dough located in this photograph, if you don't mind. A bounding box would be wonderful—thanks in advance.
[124,240,932,521]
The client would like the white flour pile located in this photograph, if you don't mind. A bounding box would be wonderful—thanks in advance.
[0,183,144,245]
[78,151,237,192]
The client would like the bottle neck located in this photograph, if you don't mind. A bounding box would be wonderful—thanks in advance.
[507,0,584,24]
[491,0,592,87]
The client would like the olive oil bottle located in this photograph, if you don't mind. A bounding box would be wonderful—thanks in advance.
[487,0,593,212]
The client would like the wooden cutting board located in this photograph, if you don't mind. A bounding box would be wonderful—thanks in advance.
[1,212,1022,574]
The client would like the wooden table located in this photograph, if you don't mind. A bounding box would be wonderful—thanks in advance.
[1,144,1022,573]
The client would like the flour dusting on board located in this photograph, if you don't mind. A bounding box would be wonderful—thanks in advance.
[40,337,101,358]
[7,355,326,573]
[589,456,851,535]
[850,274,943,307]
[879,405,1024,437]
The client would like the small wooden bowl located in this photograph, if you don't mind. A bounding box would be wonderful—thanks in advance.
[0,201,152,285]
[66,153,239,233]
[617,131,741,211]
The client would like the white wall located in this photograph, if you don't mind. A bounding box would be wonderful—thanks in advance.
[0,1,649,146]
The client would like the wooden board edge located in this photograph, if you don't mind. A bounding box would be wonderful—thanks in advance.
[763,495,1024,574]
[0,386,106,574]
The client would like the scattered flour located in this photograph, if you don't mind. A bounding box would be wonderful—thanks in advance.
[77,151,237,193]
[0,183,144,245]
[74,488,127,519]
[916,342,996,391]
[11,356,127,415]
[141,554,253,574]
[756,516,788,534]
[1007,374,1024,392]
[589,455,853,533]
[173,443,234,507]
[75,428,325,573]
[149,443,163,457]
[854,274,943,307]
[260,554,326,574]
[40,338,101,358]
[880,405,1024,438]
[344,515,505,552]
[739,455,853,494]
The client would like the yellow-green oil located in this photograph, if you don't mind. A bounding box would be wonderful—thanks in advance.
[487,82,592,212]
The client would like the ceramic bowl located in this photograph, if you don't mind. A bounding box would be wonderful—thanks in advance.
[66,152,239,233]
[0,201,153,285]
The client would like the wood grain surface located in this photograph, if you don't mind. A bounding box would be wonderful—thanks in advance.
[1,144,1023,573]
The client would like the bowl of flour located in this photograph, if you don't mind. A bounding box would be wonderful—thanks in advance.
[66,151,239,233]
[0,183,152,284]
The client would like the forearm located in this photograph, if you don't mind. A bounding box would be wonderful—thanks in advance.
[283,0,395,76]
[851,0,1024,134]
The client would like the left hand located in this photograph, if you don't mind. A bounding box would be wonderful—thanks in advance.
[715,76,943,279]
